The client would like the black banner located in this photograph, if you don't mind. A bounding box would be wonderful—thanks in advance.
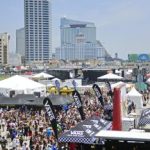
[43,97,58,139]
[72,90,85,120]
[92,84,104,107]
[105,81,113,97]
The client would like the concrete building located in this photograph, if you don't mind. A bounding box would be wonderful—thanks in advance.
[0,33,10,65]
[55,18,110,61]
[24,0,52,63]
[16,27,25,56]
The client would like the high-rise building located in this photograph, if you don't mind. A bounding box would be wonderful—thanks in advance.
[24,0,52,63]
[16,27,25,56]
[0,33,10,65]
[55,18,110,61]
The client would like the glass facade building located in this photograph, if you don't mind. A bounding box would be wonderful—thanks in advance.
[55,18,109,61]
[24,0,52,63]
[16,27,25,57]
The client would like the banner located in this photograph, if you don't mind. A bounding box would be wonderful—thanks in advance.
[105,81,113,97]
[72,90,85,120]
[92,84,104,107]
[43,97,58,139]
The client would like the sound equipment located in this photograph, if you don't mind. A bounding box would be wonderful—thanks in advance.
[34,92,40,98]
[10,90,15,98]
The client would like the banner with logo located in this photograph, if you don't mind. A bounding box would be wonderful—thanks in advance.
[58,116,111,144]
[105,81,113,97]
[92,84,104,107]
[43,97,58,139]
[72,90,85,120]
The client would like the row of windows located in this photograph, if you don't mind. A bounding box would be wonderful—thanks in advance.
[25,8,49,12]
[25,20,49,23]
[26,35,49,37]
[26,42,48,44]
[25,35,49,38]
[26,34,49,40]
[25,27,49,30]
[25,47,49,50]
[26,33,49,36]
[27,50,49,52]
[25,24,49,27]
[25,50,49,53]
[26,18,49,25]
[25,29,49,32]
[30,54,49,56]
[26,21,49,23]
[25,5,49,7]
[26,13,48,16]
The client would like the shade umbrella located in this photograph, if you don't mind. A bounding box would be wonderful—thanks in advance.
[32,72,54,79]
[97,73,123,80]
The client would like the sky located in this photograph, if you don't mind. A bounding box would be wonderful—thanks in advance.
[0,0,150,59]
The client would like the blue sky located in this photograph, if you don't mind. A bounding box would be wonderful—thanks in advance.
[0,0,150,59]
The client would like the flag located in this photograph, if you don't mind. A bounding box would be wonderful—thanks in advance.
[105,81,113,97]
[72,80,77,89]
[72,90,85,120]
[92,84,104,107]
[55,79,60,89]
[43,97,58,139]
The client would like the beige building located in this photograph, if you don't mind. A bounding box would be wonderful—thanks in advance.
[0,33,10,65]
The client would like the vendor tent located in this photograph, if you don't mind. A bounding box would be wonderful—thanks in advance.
[97,73,123,80]
[0,75,46,96]
[58,116,111,144]
[126,87,143,109]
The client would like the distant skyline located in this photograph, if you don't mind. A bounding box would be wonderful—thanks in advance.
[0,0,150,59]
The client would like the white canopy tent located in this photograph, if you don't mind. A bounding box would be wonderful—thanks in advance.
[126,87,143,110]
[0,75,46,97]
[95,130,150,141]
[32,72,54,79]
[97,73,123,80]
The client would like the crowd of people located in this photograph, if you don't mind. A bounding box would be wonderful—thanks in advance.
[0,106,58,150]
[0,84,149,150]
[0,89,113,150]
